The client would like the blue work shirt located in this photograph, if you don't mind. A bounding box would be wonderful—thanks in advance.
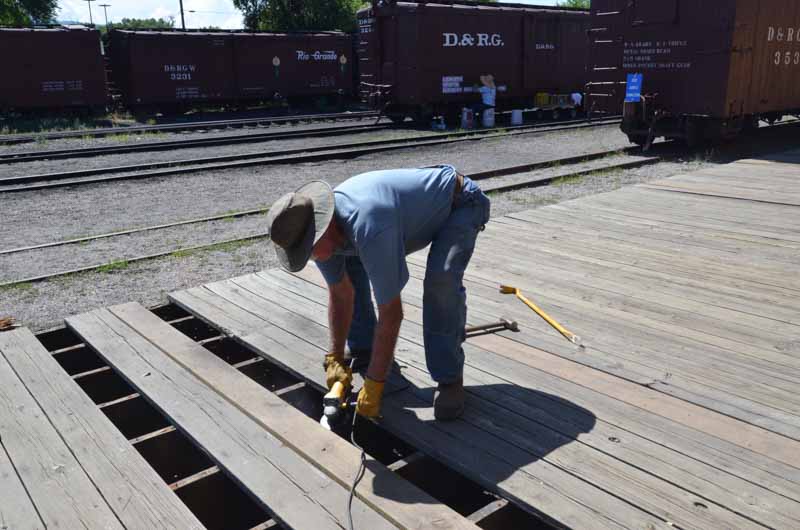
[315,166,457,305]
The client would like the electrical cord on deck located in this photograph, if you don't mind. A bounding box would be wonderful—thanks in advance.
[347,410,367,530]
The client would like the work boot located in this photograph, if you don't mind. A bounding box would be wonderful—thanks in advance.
[434,378,465,421]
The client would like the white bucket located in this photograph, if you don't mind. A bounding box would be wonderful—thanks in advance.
[460,108,474,129]
[482,108,495,128]
[511,109,523,125]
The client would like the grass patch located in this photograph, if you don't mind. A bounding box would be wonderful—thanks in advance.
[551,173,587,186]
[171,249,196,259]
[0,282,35,292]
[97,260,129,273]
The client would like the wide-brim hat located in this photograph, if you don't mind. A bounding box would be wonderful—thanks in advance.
[266,181,334,272]
[480,74,495,88]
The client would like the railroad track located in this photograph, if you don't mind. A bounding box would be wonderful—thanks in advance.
[0,110,381,146]
[1,116,619,166]
[0,148,659,287]
[0,122,396,164]
[0,118,623,193]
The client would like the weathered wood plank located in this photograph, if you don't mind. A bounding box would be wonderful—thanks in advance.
[0,327,203,529]
[66,308,394,530]
[230,270,789,529]
[110,302,475,530]
[0,329,123,530]
[171,276,668,530]
[410,249,800,439]
[0,438,43,530]
[291,266,800,502]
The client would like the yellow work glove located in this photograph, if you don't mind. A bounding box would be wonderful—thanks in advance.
[324,352,352,391]
[356,377,385,419]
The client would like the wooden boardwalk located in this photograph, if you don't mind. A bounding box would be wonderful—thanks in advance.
[1,149,799,528]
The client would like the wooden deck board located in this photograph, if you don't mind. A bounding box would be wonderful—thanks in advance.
[0,329,123,530]
[108,302,475,530]
[173,274,674,530]
[0,328,203,529]
[167,151,800,528]
[0,432,43,530]
[65,308,396,530]
[275,267,800,528]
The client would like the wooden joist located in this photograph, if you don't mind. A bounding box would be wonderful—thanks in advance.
[65,309,397,530]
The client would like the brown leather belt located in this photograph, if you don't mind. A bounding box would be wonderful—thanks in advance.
[452,172,464,205]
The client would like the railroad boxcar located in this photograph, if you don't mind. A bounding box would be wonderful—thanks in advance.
[109,29,355,110]
[586,0,800,146]
[232,32,355,102]
[357,0,589,123]
[109,30,237,109]
[0,26,107,113]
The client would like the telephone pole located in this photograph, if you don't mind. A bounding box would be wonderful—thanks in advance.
[178,0,186,30]
[84,0,96,25]
[99,4,111,29]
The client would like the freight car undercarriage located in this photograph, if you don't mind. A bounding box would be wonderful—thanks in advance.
[621,99,799,148]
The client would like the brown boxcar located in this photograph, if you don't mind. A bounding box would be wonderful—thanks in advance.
[109,29,355,109]
[109,30,237,108]
[0,26,107,112]
[232,32,354,101]
[357,0,589,122]
[586,0,800,146]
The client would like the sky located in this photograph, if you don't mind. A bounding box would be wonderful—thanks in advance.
[58,0,563,30]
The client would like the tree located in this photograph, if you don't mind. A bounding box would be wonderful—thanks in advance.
[556,0,590,8]
[0,0,57,25]
[233,0,364,32]
[114,16,176,30]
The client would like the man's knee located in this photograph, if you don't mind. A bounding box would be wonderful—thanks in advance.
[424,271,464,305]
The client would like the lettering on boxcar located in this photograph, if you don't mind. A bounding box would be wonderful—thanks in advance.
[767,26,800,43]
[296,50,339,61]
[164,64,196,81]
[442,33,504,47]
[442,75,464,94]
[536,43,556,50]
[622,40,691,70]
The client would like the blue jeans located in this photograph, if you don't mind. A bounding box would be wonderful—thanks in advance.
[346,176,491,383]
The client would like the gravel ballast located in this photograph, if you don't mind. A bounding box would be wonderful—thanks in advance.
[1,123,629,249]
[2,156,712,332]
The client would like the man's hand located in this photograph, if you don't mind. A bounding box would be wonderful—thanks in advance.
[324,352,352,391]
[356,377,385,418]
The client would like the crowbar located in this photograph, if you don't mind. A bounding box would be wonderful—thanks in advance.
[500,285,581,345]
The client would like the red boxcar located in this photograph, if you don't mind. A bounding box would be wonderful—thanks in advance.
[109,29,355,109]
[0,26,107,112]
[586,0,800,146]
[357,0,589,122]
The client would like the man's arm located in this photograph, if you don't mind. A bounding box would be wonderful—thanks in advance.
[328,273,354,355]
[367,295,403,382]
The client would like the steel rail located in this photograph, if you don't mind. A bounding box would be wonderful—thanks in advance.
[0,146,633,256]
[0,123,395,164]
[0,151,655,288]
[0,110,381,145]
[0,119,623,192]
